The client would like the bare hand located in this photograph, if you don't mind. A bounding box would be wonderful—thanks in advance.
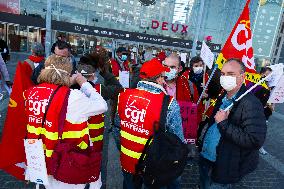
[76,73,87,86]
[70,74,78,85]
[202,93,208,99]
[214,109,229,124]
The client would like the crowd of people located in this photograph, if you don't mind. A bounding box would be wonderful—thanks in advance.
[0,38,273,189]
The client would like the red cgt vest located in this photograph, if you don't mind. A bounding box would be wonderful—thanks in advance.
[117,88,173,173]
[24,83,90,174]
[88,84,105,152]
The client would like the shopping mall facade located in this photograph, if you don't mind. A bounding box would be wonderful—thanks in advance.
[0,0,283,66]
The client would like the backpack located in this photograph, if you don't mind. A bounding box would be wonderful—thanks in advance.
[134,95,189,188]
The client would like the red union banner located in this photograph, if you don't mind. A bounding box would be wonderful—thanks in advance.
[151,20,189,33]
[216,0,255,73]
[0,0,20,14]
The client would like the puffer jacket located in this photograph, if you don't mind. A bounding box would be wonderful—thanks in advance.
[198,85,267,184]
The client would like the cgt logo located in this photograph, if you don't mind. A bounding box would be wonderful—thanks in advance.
[125,95,150,124]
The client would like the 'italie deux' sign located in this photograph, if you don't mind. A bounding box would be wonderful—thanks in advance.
[151,20,189,33]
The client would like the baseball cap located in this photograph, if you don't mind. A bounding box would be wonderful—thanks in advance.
[140,58,170,79]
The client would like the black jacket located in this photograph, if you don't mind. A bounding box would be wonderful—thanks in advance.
[198,85,267,184]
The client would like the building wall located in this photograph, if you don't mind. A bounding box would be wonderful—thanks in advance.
[18,0,260,44]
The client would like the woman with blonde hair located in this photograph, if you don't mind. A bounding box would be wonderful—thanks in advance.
[24,54,107,189]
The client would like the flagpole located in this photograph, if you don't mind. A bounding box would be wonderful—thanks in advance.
[45,0,52,57]
[197,64,218,105]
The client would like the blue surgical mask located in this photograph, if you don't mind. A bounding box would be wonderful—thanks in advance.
[165,68,178,81]
[121,55,128,61]
[92,77,98,84]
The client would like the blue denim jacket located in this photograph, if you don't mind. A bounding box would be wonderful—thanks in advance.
[115,81,185,142]
[201,94,237,162]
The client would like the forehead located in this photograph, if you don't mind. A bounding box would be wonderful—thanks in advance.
[221,61,242,73]
[192,61,203,66]
[164,56,179,67]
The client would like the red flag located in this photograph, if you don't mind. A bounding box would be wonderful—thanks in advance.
[216,0,255,71]
[216,0,268,89]
[0,61,34,180]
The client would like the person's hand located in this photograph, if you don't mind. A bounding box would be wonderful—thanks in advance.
[5,81,13,87]
[70,74,78,85]
[76,73,87,86]
[202,93,208,99]
[267,103,275,111]
[214,109,229,124]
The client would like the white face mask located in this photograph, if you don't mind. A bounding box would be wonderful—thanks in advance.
[193,67,203,74]
[220,76,237,91]
[165,68,178,81]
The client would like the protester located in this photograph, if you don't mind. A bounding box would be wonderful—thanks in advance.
[0,39,9,63]
[250,66,273,155]
[255,67,274,120]
[53,40,77,74]
[109,47,130,77]
[188,56,209,99]
[197,58,267,189]
[21,42,45,84]
[24,54,107,189]
[76,48,122,100]
[163,54,208,102]
[163,54,208,126]
[75,49,123,152]
[51,35,66,54]
[116,58,184,189]
[0,54,12,89]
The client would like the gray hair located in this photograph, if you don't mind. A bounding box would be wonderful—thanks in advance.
[225,58,246,74]
[31,42,45,57]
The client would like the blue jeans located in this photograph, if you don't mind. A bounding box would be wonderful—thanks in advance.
[122,170,181,189]
[199,156,232,189]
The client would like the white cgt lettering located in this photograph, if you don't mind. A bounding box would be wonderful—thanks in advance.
[28,99,49,115]
[125,108,146,123]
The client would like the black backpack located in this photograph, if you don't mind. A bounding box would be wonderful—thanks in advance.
[134,95,189,188]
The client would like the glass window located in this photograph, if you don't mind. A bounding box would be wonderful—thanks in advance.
[8,24,27,52]
[0,23,7,41]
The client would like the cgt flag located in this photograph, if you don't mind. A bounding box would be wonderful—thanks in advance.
[0,61,34,180]
[215,0,268,89]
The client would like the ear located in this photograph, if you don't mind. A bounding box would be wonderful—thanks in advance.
[178,65,183,72]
